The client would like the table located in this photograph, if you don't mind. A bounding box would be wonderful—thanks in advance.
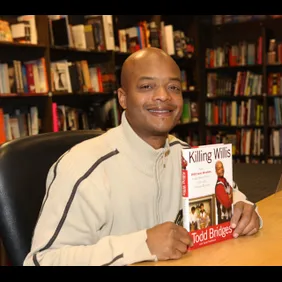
[133,191,282,266]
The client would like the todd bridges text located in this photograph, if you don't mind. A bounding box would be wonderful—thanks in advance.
[191,225,233,244]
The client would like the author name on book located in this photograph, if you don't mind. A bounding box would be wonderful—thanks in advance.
[190,222,233,247]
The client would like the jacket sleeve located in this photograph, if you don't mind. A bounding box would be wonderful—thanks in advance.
[23,151,156,266]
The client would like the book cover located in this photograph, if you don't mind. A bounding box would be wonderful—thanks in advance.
[182,143,234,250]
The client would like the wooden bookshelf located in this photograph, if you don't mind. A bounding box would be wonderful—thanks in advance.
[0,14,202,148]
[199,15,282,164]
[1,14,280,163]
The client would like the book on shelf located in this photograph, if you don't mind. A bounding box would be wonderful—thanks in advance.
[181,142,234,249]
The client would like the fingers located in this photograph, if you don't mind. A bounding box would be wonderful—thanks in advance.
[230,201,244,228]
[170,248,183,260]
[231,202,260,238]
[240,212,260,236]
[171,232,189,259]
[168,225,192,259]
[174,225,194,246]
[174,240,189,255]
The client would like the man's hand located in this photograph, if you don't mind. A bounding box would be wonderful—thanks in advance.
[146,222,193,261]
[231,201,260,238]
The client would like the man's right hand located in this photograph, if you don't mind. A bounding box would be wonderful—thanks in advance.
[146,222,193,261]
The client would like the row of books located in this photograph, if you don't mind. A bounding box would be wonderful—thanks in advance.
[204,128,281,161]
[0,98,122,145]
[48,15,195,59]
[0,15,37,44]
[270,129,282,157]
[0,107,39,144]
[267,38,282,65]
[118,21,194,58]
[180,99,199,124]
[207,71,282,97]
[0,58,48,95]
[48,15,115,51]
[212,15,281,26]
[269,97,282,126]
[207,71,263,97]
[52,100,120,133]
[205,37,263,68]
[0,58,117,96]
[50,60,115,94]
[205,100,264,126]
[268,73,282,95]
[0,56,194,95]
[206,128,264,158]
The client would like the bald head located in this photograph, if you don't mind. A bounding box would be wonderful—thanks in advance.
[215,161,224,177]
[120,47,180,89]
[117,47,183,148]
[215,160,223,169]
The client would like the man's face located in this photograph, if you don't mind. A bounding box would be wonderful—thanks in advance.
[216,162,224,177]
[118,55,183,138]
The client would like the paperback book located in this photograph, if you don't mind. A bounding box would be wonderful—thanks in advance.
[181,143,234,249]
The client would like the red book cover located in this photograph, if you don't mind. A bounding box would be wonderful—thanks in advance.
[25,62,36,93]
[182,143,234,250]
[52,102,58,132]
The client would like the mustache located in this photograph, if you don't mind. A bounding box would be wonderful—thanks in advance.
[145,103,177,111]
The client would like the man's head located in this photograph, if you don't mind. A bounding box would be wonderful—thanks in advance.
[117,47,183,143]
[215,161,224,177]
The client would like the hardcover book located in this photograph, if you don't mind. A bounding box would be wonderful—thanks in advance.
[181,143,234,249]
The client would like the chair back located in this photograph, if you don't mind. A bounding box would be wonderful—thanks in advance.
[233,163,282,203]
[0,130,104,266]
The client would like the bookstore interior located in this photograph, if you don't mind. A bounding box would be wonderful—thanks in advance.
[0,14,281,165]
[0,14,281,266]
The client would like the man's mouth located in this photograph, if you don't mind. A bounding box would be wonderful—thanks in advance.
[148,109,173,113]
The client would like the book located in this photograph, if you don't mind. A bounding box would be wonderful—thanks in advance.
[181,143,234,250]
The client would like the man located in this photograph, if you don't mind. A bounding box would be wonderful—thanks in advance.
[215,160,233,224]
[189,206,199,231]
[23,47,262,266]
[198,203,210,229]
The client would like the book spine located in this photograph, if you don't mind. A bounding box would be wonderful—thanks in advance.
[182,159,189,231]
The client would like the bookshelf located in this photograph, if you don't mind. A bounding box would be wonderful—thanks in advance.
[199,15,282,164]
[0,14,202,149]
[1,14,280,164]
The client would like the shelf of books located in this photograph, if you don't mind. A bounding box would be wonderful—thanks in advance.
[201,15,282,164]
[0,14,201,150]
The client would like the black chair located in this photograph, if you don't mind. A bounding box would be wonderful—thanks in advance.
[0,130,104,266]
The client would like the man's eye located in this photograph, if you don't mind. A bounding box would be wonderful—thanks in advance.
[169,85,181,91]
[140,85,152,89]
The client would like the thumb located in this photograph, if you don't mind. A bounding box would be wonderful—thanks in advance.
[230,201,244,228]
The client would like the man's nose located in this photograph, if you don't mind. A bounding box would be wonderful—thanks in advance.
[153,86,171,101]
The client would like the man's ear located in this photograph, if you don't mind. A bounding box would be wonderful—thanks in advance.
[117,87,127,110]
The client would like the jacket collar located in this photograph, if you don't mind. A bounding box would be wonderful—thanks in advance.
[117,111,170,175]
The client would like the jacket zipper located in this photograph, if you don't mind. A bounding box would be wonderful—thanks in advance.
[155,149,166,224]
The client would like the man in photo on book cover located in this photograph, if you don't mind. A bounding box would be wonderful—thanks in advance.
[215,160,233,224]
[23,47,263,266]
[198,202,211,229]
[189,206,199,231]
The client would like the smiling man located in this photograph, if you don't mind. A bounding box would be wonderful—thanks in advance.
[24,47,261,266]
[117,47,183,149]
